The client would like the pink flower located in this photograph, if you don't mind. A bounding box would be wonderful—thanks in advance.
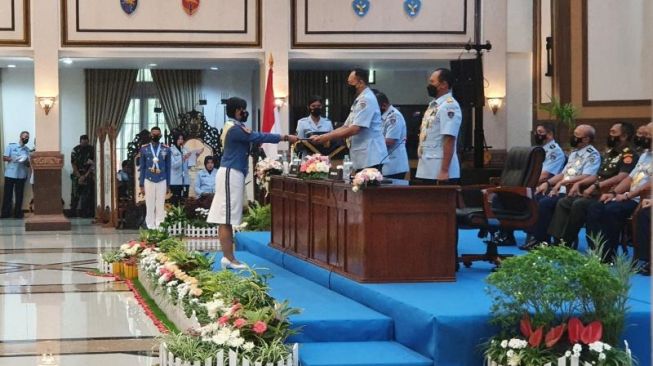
[234,318,247,328]
[252,321,268,334]
[218,316,230,325]
[300,164,307,173]
[230,303,242,314]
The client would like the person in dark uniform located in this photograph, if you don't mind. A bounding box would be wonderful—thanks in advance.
[585,122,652,261]
[69,134,95,218]
[139,127,171,230]
[548,122,637,248]
[635,198,651,275]
[523,125,601,249]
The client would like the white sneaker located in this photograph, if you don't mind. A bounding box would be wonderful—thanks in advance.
[220,257,248,270]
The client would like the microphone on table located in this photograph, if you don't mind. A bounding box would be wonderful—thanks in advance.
[378,138,407,166]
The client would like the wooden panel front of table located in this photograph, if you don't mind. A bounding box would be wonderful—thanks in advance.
[269,176,458,282]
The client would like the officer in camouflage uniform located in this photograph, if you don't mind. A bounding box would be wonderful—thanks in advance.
[548,122,638,248]
[69,135,95,217]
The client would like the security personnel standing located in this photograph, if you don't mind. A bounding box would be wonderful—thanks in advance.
[310,69,387,172]
[375,91,409,179]
[296,95,333,139]
[524,124,601,248]
[548,122,638,248]
[1,131,31,219]
[415,68,462,184]
[139,126,171,230]
[585,122,652,261]
[69,134,95,218]
[194,156,217,197]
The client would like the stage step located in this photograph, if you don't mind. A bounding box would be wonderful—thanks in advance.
[299,341,433,366]
[212,252,394,343]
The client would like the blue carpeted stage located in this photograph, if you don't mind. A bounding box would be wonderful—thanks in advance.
[210,230,651,366]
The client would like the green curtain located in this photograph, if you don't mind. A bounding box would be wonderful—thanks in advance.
[85,69,138,140]
[150,69,201,129]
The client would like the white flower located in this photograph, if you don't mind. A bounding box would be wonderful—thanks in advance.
[506,350,514,358]
[352,186,359,192]
[507,352,522,366]
[598,353,606,361]
[243,342,255,351]
[508,338,527,349]
[589,341,604,353]
[565,351,572,358]
[228,336,245,348]
[603,343,612,351]
[212,333,229,346]
[573,343,582,353]
[500,340,508,349]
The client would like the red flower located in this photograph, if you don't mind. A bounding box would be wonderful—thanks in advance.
[252,321,268,334]
[218,316,230,325]
[568,317,584,344]
[580,321,603,345]
[233,318,247,328]
[545,324,566,348]
[520,314,533,338]
[528,326,543,347]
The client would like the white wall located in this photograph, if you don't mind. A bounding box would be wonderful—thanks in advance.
[59,68,87,208]
[373,69,433,106]
[1,68,35,210]
[200,69,257,130]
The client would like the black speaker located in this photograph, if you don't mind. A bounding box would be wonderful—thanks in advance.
[450,58,485,108]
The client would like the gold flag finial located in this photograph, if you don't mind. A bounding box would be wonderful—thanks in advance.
[268,54,274,68]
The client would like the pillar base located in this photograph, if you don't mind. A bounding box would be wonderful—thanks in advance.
[25,214,71,231]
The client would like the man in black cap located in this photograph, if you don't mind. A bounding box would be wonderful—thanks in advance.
[69,134,95,218]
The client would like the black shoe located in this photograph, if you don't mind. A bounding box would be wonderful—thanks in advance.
[495,232,517,246]
[519,238,541,251]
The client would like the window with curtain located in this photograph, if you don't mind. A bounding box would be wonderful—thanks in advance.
[116,69,166,168]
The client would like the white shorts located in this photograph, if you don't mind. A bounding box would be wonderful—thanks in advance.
[207,167,245,226]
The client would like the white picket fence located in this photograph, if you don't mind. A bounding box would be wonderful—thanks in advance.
[167,223,219,238]
[138,267,201,331]
[488,356,593,366]
[159,342,298,366]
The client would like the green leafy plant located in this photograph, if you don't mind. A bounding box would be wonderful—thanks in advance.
[101,249,121,263]
[161,205,189,230]
[157,237,185,253]
[159,333,222,363]
[241,202,271,231]
[541,96,579,131]
[138,228,169,244]
[165,247,214,274]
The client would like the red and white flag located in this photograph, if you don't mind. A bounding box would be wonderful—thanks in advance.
[261,58,281,159]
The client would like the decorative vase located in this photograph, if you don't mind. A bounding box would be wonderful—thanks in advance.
[123,263,138,279]
[111,262,123,276]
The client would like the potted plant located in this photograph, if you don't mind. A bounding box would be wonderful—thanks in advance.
[540,96,579,145]
[483,243,636,365]
[299,154,331,180]
[101,249,122,276]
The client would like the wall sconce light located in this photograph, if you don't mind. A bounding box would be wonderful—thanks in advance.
[487,97,503,115]
[37,97,56,115]
[274,97,287,109]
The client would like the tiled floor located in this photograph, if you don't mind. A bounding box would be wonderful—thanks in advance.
[0,219,159,365]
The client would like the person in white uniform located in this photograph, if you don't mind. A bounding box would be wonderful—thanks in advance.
[374,90,409,179]
[310,68,387,172]
[415,68,462,185]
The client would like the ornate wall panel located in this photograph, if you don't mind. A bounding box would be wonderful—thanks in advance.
[0,0,30,46]
[61,0,261,47]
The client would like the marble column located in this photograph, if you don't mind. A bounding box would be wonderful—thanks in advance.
[24,0,70,231]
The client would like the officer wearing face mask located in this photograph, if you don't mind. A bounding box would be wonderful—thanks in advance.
[633,124,651,154]
[309,68,387,172]
[415,68,462,184]
[546,122,637,249]
[523,124,601,248]
[533,122,566,183]
[139,126,171,230]
[208,97,298,270]
[296,95,333,139]
[1,131,31,219]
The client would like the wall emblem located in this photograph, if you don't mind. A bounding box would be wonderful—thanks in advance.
[120,0,138,15]
[404,0,421,17]
[352,0,370,17]
[182,0,200,16]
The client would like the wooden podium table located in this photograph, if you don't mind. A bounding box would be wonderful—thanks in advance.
[269,176,458,282]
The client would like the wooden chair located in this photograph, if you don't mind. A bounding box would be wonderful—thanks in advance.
[628,187,651,260]
[457,146,545,268]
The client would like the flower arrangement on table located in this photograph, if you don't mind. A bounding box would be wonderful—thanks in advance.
[255,158,283,193]
[138,236,301,364]
[484,243,636,366]
[351,168,384,192]
[299,154,331,180]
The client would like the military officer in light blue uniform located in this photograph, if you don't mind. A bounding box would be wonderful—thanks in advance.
[374,91,409,179]
[296,95,333,139]
[310,69,387,172]
[525,124,601,246]
[194,156,217,197]
[1,131,31,219]
[139,126,171,230]
[534,122,566,182]
[415,68,462,184]
[169,131,192,205]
